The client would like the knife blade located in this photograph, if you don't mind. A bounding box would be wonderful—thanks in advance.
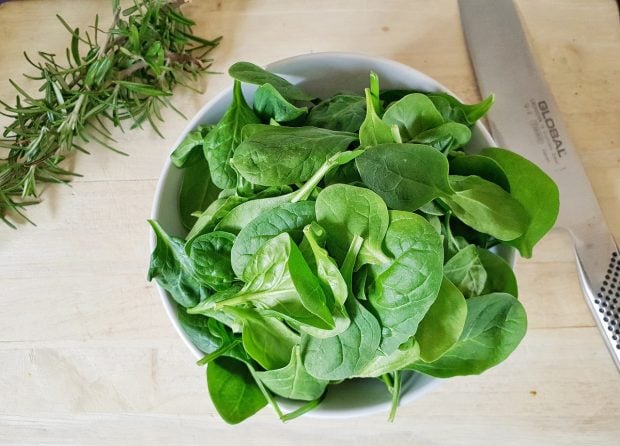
[458,0,620,370]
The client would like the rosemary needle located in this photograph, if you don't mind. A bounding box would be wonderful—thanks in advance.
[0,0,221,228]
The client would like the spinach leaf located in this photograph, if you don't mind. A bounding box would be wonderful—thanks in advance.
[170,125,211,168]
[186,195,248,248]
[230,201,315,277]
[442,175,528,241]
[340,235,364,301]
[306,94,366,132]
[412,122,471,153]
[222,233,334,330]
[359,88,395,147]
[179,155,221,230]
[176,307,227,354]
[356,143,452,211]
[481,148,559,257]
[216,193,292,234]
[449,154,510,191]
[203,80,261,189]
[382,93,444,140]
[253,83,308,123]
[443,244,487,298]
[315,184,390,266]
[298,222,351,338]
[369,211,443,353]
[228,61,314,101]
[410,293,527,377]
[256,346,328,401]
[189,231,236,291]
[147,220,201,308]
[226,307,299,370]
[354,338,420,377]
[207,356,267,424]
[415,277,467,362]
[302,222,347,306]
[302,295,381,380]
[427,93,494,126]
[218,150,364,234]
[477,247,518,297]
[232,125,358,186]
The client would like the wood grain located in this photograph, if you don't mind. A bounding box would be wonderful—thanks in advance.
[0,0,619,444]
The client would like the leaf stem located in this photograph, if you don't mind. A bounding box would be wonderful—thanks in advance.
[388,371,401,422]
[247,363,284,419]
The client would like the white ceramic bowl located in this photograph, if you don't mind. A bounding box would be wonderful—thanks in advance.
[150,52,506,419]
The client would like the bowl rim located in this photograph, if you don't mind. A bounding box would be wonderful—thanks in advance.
[149,51,499,419]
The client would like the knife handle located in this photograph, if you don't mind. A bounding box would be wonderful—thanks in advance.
[575,244,620,371]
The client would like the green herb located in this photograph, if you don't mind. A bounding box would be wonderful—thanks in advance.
[147,64,559,423]
[1,0,221,227]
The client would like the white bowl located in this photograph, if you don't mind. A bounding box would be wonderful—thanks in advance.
[150,52,506,419]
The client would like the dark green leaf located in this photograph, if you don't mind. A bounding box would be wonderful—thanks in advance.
[253,83,307,122]
[449,154,510,191]
[230,201,316,277]
[302,296,381,380]
[359,88,395,147]
[232,125,357,186]
[147,220,201,308]
[203,80,261,189]
[190,231,236,291]
[207,357,267,424]
[382,93,444,140]
[427,93,494,126]
[179,153,220,230]
[315,184,390,266]
[228,61,314,101]
[481,148,559,257]
[415,277,467,362]
[443,244,487,298]
[306,94,366,132]
[442,175,528,241]
[478,247,518,297]
[356,143,452,211]
[410,293,526,377]
[256,346,328,401]
[412,122,471,153]
[369,211,444,353]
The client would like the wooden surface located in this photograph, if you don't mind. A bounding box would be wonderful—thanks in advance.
[1,0,619,444]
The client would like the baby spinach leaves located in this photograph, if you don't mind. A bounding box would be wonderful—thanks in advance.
[369,211,444,353]
[207,356,267,424]
[443,175,528,241]
[256,346,328,401]
[481,148,559,257]
[203,80,261,189]
[415,278,467,362]
[306,94,366,132]
[359,88,395,147]
[189,231,236,291]
[232,125,358,186]
[356,143,452,211]
[226,233,334,330]
[382,93,444,141]
[253,83,308,123]
[148,62,559,423]
[230,201,315,277]
[148,220,202,308]
[315,184,390,266]
[410,293,527,377]
[228,61,314,102]
[301,295,381,380]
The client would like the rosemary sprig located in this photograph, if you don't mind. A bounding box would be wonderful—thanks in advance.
[0,0,221,228]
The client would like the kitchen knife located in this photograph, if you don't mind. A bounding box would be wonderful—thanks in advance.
[458,0,620,370]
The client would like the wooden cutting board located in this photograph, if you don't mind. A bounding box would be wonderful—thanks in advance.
[0,0,618,444]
